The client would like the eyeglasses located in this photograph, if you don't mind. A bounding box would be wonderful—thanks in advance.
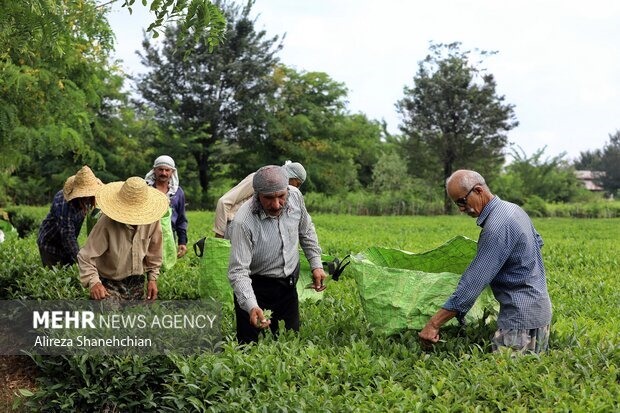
[454,184,479,207]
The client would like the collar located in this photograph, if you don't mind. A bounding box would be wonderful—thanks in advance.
[476,195,499,228]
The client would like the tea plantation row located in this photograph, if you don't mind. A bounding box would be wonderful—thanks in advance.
[0,211,618,412]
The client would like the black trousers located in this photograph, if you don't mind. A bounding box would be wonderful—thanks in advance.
[234,267,300,344]
[39,247,73,268]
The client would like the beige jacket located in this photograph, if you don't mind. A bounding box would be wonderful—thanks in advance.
[78,214,163,289]
[213,173,255,237]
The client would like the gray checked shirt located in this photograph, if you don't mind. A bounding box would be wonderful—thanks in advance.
[443,196,552,330]
[227,186,323,313]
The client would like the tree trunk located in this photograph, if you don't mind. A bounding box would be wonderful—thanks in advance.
[196,152,209,194]
[442,151,455,214]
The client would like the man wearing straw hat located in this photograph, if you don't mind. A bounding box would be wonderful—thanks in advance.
[77,177,169,301]
[227,165,325,344]
[37,165,103,267]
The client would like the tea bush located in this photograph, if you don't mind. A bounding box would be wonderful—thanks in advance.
[4,211,618,412]
[3,206,47,238]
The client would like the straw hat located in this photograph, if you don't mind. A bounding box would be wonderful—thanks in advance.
[63,165,104,202]
[95,177,169,225]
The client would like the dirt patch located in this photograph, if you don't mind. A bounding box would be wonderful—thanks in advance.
[0,355,38,412]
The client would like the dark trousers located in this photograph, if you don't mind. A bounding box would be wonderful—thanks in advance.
[39,247,73,268]
[101,275,145,301]
[234,268,300,344]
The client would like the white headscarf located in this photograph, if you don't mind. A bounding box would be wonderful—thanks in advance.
[283,160,306,183]
[144,155,179,196]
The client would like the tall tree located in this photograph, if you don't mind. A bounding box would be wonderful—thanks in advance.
[597,131,620,196]
[0,0,120,203]
[396,42,518,213]
[135,0,282,203]
[247,65,383,193]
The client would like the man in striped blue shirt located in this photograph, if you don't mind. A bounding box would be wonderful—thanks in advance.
[419,170,552,353]
[227,165,326,344]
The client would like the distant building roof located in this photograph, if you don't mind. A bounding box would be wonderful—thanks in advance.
[574,170,605,191]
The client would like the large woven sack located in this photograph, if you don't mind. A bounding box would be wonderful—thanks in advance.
[160,207,177,271]
[348,236,498,335]
[196,237,332,306]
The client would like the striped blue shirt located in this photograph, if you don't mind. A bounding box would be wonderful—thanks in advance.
[443,196,552,330]
[228,186,323,313]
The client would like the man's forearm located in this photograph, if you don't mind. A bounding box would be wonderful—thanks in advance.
[428,308,458,329]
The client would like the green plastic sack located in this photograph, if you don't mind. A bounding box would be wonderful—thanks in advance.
[160,208,177,271]
[196,237,332,306]
[197,237,233,305]
[86,208,101,235]
[348,235,498,335]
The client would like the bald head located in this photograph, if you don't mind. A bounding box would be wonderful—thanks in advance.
[446,169,493,217]
[446,170,487,193]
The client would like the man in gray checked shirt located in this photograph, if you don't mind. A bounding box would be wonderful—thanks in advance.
[419,169,552,354]
[227,165,327,344]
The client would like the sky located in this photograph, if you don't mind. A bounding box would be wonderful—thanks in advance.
[107,0,620,162]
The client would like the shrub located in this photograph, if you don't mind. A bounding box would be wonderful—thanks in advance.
[7,213,620,412]
[4,206,46,238]
[23,355,175,412]
[522,195,548,217]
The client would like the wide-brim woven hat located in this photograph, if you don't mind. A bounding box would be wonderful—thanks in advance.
[63,165,104,202]
[95,177,169,225]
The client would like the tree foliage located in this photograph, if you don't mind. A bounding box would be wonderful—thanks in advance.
[575,131,620,197]
[494,147,584,204]
[116,0,226,49]
[0,0,164,204]
[574,149,603,171]
[135,0,282,203]
[1,0,120,203]
[371,152,410,193]
[396,42,518,212]
[597,131,620,196]
[3,3,608,210]
[255,65,384,193]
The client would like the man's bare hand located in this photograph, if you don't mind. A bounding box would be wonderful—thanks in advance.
[146,280,158,301]
[90,282,109,300]
[249,307,271,329]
